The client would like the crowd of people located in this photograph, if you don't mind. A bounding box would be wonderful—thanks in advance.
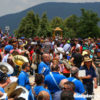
[0,29,100,100]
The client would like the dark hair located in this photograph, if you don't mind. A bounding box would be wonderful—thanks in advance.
[61,90,74,100]
[35,74,44,85]
[14,97,25,100]
[64,81,75,91]
[51,65,59,71]
[0,71,8,83]
[22,62,29,69]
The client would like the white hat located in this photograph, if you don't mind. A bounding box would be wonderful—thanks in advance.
[0,62,14,74]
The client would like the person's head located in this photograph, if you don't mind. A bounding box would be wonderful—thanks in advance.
[51,65,59,72]
[75,48,80,53]
[37,91,50,100]
[63,81,75,92]
[70,67,79,77]
[43,53,50,63]
[22,62,30,72]
[35,74,44,85]
[59,79,68,89]
[0,71,8,83]
[84,56,92,67]
[61,90,74,100]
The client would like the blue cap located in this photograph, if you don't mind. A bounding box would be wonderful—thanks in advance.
[4,45,13,52]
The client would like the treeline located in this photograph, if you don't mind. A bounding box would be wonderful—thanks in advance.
[15,8,100,38]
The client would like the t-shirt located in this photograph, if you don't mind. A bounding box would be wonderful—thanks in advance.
[28,86,52,100]
[67,77,85,94]
[45,72,66,93]
[18,71,31,91]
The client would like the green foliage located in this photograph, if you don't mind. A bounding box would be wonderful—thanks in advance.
[15,9,100,38]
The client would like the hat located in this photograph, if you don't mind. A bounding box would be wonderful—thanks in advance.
[82,51,88,56]
[4,45,13,52]
[0,62,14,74]
[84,56,92,62]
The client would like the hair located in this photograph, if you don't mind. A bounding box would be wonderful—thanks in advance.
[70,67,79,77]
[64,81,75,92]
[51,65,59,71]
[35,74,44,85]
[37,91,50,100]
[0,71,8,83]
[14,97,25,100]
[61,90,74,100]
[22,62,29,69]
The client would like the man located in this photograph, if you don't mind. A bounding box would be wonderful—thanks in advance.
[63,81,86,100]
[44,65,66,94]
[61,89,74,100]
[67,67,85,94]
[80,56,97,100]
[28,74,52,100]
[38,53,51,76]
[53,79,68,100]
[63,41,71,54]
[70,48,83,68]
[18,62,31,91]
[37,91,50,100]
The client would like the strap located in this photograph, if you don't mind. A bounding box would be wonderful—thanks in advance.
[50,72,60,89]
[31,87,37,99]
[72,78,77,82]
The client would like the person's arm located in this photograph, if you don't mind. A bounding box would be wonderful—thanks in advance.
[79,75,91,79]
[94,77,97,89]
[70,57,74,66]
[92,62,96,70]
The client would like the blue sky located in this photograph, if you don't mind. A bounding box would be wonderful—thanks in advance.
[0,0,100,16]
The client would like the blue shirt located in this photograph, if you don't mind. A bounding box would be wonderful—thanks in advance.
[67,77,85,94]
[45,72,66,93]
[80,66,97,84]
[0,87,8,100]
[38,61,51,76]
[18,71,31,91]
[28,86,52,100]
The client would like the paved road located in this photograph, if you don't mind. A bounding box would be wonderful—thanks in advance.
[93,86,100,100]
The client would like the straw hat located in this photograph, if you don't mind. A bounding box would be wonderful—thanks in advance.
[84,56,92,62]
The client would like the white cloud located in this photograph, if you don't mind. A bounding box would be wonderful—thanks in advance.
[0,0,100,16]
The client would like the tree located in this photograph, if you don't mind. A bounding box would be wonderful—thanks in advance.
[15,11,39,38]
[38,13,51,37]
[64,15,78,37]
[77,8,100,38]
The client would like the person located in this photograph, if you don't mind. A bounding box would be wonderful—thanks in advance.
[0,71,10,100]
[53,79,68,100]
[18,62,31,91]
[63,81,86,100]
[28,74,52,100]
[37,91,50,100]
[67,67,85,94]
[80,56,97,100]
[61,89,74,100]
[38,53,51,76]
[70,48,83,68]
[44,65,66,94]
[93,43,100,85]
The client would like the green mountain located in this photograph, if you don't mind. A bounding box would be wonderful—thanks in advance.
[0,2,100,33]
